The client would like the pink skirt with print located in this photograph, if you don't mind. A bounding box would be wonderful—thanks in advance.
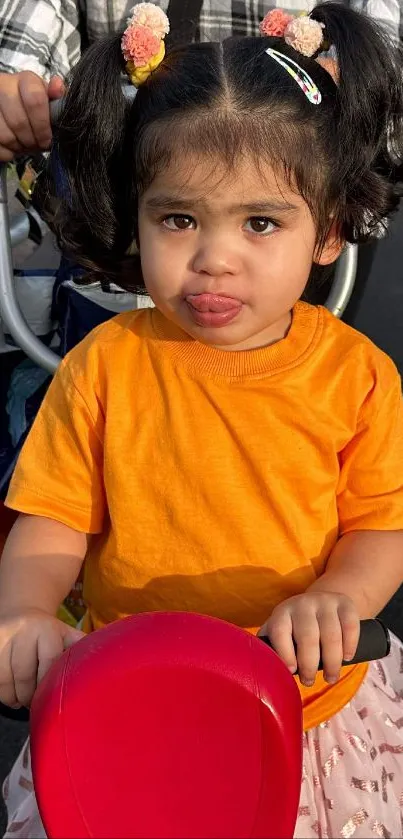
[3,633,403,839]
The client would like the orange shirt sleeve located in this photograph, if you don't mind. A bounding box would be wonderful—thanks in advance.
[337,354,403,534]
[6,356,106,534]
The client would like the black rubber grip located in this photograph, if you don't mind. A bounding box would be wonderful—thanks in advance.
[0,702,30,722]
[259,618,391,671]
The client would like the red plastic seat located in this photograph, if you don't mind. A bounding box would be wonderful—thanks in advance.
[30,612,303,839]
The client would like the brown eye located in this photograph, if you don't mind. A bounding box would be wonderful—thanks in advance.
[245,217,276,234]
[163,215,195,230]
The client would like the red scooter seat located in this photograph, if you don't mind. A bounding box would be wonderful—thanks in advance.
[30,612,303,839]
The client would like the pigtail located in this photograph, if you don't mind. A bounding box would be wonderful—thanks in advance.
[311,3,402,156]
[310,2,403,238]
[43,36,138,283]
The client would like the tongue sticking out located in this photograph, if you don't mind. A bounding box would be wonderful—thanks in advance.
[186,294,242,313]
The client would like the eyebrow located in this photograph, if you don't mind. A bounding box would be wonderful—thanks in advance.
[144,194,298,215]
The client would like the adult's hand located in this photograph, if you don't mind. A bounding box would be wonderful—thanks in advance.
[0,72,65,162]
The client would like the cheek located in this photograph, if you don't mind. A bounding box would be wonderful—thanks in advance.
[138,229,182,304]
[138,241,154,285]
[138,219,164,279]
[251,232,314,305]
[258,232,313,278]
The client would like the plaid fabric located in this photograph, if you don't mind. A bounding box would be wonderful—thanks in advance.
[0,0,400,80]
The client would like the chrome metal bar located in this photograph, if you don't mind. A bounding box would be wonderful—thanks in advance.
[325,244,358,318]
[0,164,59,373]
[10,212,30,248]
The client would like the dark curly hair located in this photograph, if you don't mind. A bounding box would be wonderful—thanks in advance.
[41,2,403,293]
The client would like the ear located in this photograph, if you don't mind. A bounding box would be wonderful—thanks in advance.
[314,223,344,266]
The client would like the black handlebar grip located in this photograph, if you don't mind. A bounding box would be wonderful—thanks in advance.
[0,702,30,722]
[345,618,391,666]
[259,618,391,671]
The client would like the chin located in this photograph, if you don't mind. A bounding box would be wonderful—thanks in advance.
[203,331,244,346]
[194,326,255,350]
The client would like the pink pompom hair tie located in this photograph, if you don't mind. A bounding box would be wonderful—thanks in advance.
[121,3,170,87]
[260,8,325,57]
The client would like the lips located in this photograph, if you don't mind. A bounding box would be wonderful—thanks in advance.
[186,294,242,313]
[185,293,243,328]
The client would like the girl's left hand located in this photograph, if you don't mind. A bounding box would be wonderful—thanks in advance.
[259,592,360,687]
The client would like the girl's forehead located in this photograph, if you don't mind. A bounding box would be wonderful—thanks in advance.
[141,153,304,212]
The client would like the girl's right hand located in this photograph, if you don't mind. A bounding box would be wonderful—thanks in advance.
[0,609,84,708]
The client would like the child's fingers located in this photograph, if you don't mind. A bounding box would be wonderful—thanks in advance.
[292,612,320,686]
[61,625,86,648]
[338,601,360,662]
[10,635,39,707]
[0,642,18,708]
[316,610,343,684]
[265,611,297,673]
[18,72,52,150]
[37,627,64,687]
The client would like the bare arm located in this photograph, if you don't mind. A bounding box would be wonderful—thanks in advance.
[0,514,87,616]
[0,514,87,707]
[308,529,403,617]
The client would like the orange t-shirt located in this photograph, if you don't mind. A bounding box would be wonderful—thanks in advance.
[6,302,403,730]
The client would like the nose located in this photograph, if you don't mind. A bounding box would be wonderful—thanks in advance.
[192,231,241,277]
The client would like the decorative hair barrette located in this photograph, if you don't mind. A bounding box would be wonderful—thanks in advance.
[265,47,322,104]
[260,9,338,106]
[121,2,170,87]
